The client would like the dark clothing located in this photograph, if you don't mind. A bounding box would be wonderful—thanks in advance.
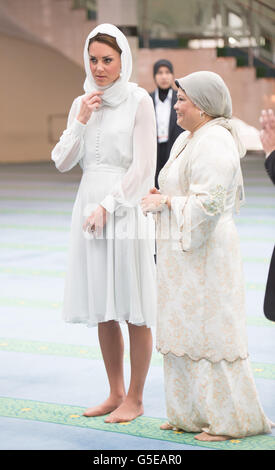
[265,150,275,184]
[158,87,169,102]
[155,142,169,188]
[263,150,275,322]
[150,87,183,188]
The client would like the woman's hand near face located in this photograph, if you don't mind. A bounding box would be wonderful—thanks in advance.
[83,205,107,235]
[77,91,103,125]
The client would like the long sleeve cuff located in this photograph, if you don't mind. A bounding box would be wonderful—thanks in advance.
[70,118,87,137]
[171,196,188,231]
[100,194,119,214]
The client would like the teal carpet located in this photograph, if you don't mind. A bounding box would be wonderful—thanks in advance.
[0,155,275,450]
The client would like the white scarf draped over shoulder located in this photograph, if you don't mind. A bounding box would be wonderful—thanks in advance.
[83,23,137,107]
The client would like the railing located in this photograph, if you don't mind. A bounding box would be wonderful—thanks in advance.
[72,0,96,9]
[232,0,275,64]
[72,0,97,20]
[239,0,275,16]
[72,0,274,65]
[217,46,275,77]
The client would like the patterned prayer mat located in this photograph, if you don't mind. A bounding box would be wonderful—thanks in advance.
[0,397,274,450]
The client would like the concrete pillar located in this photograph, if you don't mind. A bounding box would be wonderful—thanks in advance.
[97,0,138,82]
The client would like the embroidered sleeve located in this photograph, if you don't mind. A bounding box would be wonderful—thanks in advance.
[170,130,241,251]
[202,184,227,215]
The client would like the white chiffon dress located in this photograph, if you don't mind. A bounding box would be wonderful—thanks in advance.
[51,88,157,328]
[156,121,273,437]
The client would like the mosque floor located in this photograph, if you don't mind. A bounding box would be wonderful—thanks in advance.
[0,155,274,452]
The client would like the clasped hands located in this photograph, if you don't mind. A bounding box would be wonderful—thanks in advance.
[141,188,169,216]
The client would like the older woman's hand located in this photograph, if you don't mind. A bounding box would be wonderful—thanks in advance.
[260,109,275,156]
[77,91,103,125]
[141,192,170,215]
[83,205,107,235]
[149,187,161,194]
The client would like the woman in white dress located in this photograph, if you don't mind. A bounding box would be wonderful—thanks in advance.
[141,71,273,440]
[51,24,157,423]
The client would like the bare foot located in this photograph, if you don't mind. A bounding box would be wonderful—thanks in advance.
[83,396,125,417]
[104,398,144,423]
[194,431,232,442]
[160,422,182,431]
[160,422,174,430]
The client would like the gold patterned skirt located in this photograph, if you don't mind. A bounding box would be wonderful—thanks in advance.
[163,352,273,437]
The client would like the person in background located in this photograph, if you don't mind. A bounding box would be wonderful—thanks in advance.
[260,109,275,322]
[150,59,183,188]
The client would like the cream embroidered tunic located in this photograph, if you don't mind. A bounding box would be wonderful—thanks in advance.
[156,122,247,362]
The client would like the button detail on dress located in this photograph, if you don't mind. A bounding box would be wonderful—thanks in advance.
[95,128,101,164]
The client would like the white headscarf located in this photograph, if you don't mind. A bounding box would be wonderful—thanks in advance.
[83,23,137,107]
[176,71,246,158]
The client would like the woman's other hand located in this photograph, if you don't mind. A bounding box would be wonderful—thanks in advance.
[77,91,103,125]
[83,205,107,235]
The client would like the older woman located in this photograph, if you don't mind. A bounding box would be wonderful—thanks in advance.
[142,71,273,441]
[52,24,156,423]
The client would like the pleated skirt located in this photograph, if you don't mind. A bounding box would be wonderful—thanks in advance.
[62,168,156,328]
